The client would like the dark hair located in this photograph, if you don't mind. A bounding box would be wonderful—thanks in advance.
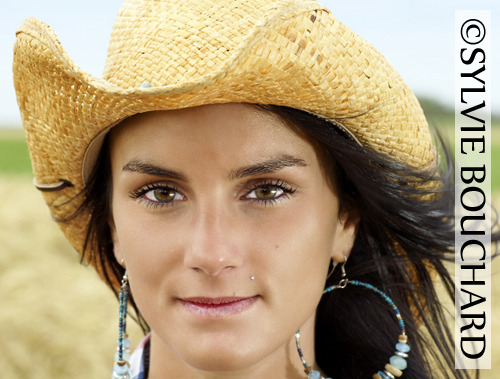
[80,105,495,379]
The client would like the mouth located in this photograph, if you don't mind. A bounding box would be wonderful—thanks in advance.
[178,296,258,318]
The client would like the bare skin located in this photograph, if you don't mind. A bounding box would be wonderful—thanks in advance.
[109,103,359,378]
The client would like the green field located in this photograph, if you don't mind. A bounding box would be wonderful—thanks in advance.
[493,144,500,190]
[0,138,32,174]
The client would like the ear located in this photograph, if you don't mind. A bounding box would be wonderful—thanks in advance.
[109,219,125,267]
[331,208,360,264]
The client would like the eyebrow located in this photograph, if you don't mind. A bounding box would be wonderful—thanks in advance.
[122,160,188,181]
[122,155,307,181]
[228,155,307,180]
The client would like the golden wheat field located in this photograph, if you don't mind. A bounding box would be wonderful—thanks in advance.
[0,176,499,378]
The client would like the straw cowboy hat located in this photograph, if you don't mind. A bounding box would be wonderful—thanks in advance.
[13,0,435,276]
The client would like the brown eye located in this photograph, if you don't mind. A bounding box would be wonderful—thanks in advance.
[255,186,279,199]
[154,189,176,202]
[144,188,182,203]
[246,184,285,201]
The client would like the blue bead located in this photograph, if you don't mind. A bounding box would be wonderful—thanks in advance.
[139,81,153,88]
[113,363,129,376]
[117,338,131,348]
[114,351,131,362]
[390,355,408,370]
[396,342,411,353]
[377,371,390,379]
[308,371,321,379]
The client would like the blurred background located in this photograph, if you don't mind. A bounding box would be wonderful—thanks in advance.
[1,0,499,377]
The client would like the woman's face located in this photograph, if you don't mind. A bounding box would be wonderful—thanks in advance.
[109,103,358,375]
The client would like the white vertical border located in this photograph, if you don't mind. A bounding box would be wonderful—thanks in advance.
[455,10,491,370]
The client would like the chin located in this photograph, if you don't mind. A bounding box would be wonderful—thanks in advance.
[178,341,268,372]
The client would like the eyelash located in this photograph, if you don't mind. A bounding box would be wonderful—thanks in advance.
[129,179,297,209]
[243,179,297,207]
[129,182,183,210]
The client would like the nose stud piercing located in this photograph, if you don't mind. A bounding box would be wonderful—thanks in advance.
[250,275,255,280]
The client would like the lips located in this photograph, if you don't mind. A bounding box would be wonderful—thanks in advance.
[179,296,258,317]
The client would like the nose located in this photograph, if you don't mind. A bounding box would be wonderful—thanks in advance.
[183,203,242,277]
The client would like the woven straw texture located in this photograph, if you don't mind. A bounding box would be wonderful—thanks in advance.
[13,0,435,279]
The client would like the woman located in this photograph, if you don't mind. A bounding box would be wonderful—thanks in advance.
[12,0,487,378]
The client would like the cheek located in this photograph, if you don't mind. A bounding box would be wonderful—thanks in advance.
[252,195,338,298]
[233,190,340,346]
[111,196,183,307]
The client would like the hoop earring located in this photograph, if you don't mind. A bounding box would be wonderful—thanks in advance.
[295,256,410,379]
[111,271,132,379]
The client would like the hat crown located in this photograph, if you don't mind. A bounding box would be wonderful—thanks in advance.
[103,0,323,88]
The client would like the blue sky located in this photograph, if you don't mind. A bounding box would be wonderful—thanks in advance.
[1,0,498,126]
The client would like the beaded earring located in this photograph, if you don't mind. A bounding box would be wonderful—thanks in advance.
[111,271,132,379]
[295,257,411,379]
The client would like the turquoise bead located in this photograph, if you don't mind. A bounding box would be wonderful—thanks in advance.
[390,355,408,370]
[113,363,129,376]
[396,342,411,353]
[114,351,131,362]
[308,371,321,379]
[117,338,131,348]
[378,371,390,379]
[139,81,152,88]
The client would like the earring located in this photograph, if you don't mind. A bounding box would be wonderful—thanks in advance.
[296,256,410,379]
[111,271,132,379]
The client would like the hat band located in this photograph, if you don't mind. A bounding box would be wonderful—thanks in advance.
[33,178,74,192]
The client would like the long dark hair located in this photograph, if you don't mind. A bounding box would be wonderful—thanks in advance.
[80,104,491,379]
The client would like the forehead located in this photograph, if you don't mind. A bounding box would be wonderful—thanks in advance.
[108,103,320,172]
